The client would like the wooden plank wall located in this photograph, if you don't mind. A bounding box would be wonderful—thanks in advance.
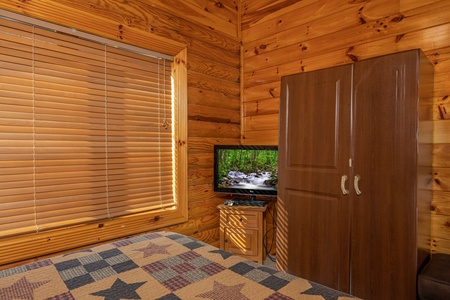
[241,0,450,254]
[0,0,241,266]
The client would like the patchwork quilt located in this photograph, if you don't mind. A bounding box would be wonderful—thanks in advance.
[0,231,358,299]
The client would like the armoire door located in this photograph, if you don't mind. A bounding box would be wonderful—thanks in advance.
[350,50,430,299]
[277,64,353,292]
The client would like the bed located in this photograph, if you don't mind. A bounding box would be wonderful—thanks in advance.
[0,231,358,299]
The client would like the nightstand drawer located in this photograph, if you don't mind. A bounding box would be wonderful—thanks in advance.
[225,212,258,228]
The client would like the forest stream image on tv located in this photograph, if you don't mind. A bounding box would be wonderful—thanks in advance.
[216,148,278,192]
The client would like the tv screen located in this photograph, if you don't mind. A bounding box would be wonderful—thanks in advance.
[213,145,278,197]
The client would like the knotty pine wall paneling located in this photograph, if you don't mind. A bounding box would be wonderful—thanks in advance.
[240,0,450,254]
[0,0,240,267]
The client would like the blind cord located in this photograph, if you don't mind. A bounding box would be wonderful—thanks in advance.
[104,45,111,220]
[31,25,40,233]
[163,59,168,129]
[157,59,164,209]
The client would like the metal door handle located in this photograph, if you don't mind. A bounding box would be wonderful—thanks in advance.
[341,175,349,195]
[354,175,362,195]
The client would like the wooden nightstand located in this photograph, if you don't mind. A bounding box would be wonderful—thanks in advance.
[217,204,267,264]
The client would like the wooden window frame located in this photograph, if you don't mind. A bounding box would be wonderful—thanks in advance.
[0,11,188,267]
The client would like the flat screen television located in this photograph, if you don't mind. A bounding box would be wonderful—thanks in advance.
[213,145,278,198]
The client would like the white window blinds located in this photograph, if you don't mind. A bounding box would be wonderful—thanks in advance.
[0,16,176,237]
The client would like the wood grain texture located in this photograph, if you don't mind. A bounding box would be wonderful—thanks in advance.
[188,136,240,153]
[245,98,280,117]
[433,120,450,143]
[143,0,239,38]
[189,53,240,82]
[241,0,450,257]
[433,144,450,168]
[244,1,450,74]
[432,190,450,216]
[188,87,240,110]
[241,0,322,32]
[242,129,279,145]
[431,208,450,254]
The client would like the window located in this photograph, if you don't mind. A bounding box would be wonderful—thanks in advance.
[0,12,187,238]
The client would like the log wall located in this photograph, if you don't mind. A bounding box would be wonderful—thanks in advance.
[241,0,450,254]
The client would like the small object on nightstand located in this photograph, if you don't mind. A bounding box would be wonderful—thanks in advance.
[224,199,267,207]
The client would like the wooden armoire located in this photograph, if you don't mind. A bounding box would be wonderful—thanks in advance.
[277,49,433,299]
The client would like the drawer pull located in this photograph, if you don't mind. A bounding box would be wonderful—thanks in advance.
[224,239,228,243]
[239,217,243,222]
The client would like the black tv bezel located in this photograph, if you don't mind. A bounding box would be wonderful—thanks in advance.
[213,144,278,197]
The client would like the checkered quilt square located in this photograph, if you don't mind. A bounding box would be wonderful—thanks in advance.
[54,248,138,290]
[229,261,297,291]
[165,233,207,250]
[113,232,163,248]
[142,250,225,291]
[0,259,53,279]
